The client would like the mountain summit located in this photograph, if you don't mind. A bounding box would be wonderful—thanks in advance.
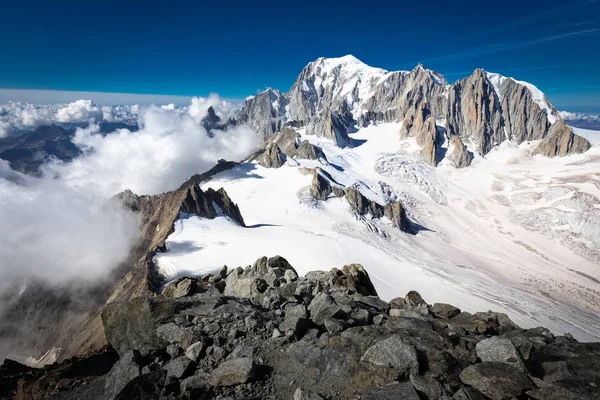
[236,55,590,165]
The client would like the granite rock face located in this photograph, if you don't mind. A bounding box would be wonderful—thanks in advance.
[256,142,285,168]
[232,56,591,166]
[233,89,287,140]
[6,256,599,400]
[448,135,473,168]
[446,69,504,156]
[535,119,592,157]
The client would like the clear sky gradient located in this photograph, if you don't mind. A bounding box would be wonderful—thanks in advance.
[1,0,599,112]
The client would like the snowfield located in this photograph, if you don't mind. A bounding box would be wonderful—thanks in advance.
[156,123,600,341]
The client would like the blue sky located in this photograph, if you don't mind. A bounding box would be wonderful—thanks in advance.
[0,0,599,112]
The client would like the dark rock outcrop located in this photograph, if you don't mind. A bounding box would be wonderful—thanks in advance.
[345,187,411,232]
[232,89,287,140]
[448,135,473,168]
[308,168,345,200]
[446,69,504,156]
[200,106,223,132]
[256,142,285,168]
[0,166,244,365]
[6,256,599,400]
[535,119,592,157]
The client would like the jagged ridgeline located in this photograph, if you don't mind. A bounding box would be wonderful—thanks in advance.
[3,257,599,399]
[231,55,590,166]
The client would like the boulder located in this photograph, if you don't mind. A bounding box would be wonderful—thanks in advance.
[360,335,419,373]
[308,293,345,326]
[104,351,143,400]
[161,277,197,298]
[459,362,534,400]
[209,357,256,387]
[164,356,195,379]
[279,316,310,337]
[185,341,206,362]
[113,370,166,400]
[475,336,524,369]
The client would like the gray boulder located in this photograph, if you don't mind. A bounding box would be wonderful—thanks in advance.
[185,341,206,362]
[104,351,143,400]
[360,335,419,373]
[430,303,461,319]
[308,293,345,326]
[161,277,197,298]
[476,336,524,369]
[459,362,534,400]
[164,356,195,379]
[209,357,256,387]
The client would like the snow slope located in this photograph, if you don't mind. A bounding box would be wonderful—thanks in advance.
[156,123,600,341]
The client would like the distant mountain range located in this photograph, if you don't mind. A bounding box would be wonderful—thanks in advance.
[232,55,590,166]
[1,55,593,174]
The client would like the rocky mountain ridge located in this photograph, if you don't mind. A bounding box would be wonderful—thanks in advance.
[2,256,598,400]
[234,55,591,166]
[0,167,244,365]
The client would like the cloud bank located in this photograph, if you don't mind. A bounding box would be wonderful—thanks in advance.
[0,95,260,290]
[560,111,600,130]
[0,161,139,288]
[0,94,242,137]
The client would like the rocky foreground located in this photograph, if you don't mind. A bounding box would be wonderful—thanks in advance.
[2,257,599,400]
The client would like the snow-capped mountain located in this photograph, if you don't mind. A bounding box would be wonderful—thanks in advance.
[150,56,600,342]
[235,55,590,165]
[2,55,599,371]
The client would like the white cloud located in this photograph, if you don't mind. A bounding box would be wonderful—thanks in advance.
[188,93,240,123]
[55,99,103,123]
[45,104,259,197]
[0,94,241,136]
[559,111,600,121]
[0,160,139,288]
[0,96,260,290]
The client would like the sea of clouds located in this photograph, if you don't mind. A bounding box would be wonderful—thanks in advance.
[0,94,259,289]
[0,93,241,137]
